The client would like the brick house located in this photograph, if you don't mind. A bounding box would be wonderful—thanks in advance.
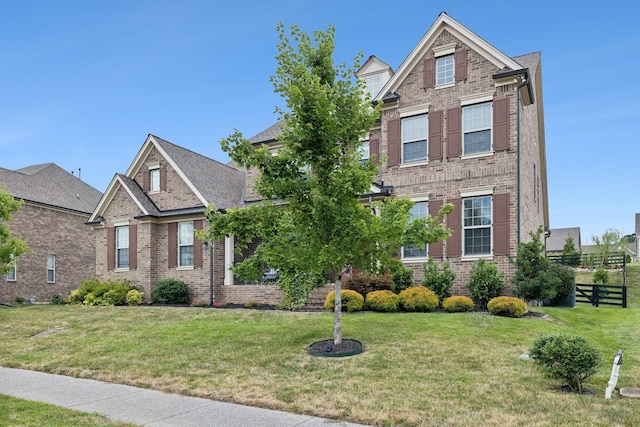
[0,163,102,303]
[246,12,549,295]
[87,134,286,304]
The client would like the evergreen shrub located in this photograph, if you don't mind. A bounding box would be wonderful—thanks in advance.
[487,296,527,318]
[365,290,399,312]
[465,258,505,309]
[152,279,190,304]
[442,295,474,313]
[398,286,439,312]
[324,289,364,312]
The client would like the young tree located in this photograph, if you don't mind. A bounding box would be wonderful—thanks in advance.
[591,228,626,266]
[200,24,452,344]
[0,185,29,275]
[512,226,560,302]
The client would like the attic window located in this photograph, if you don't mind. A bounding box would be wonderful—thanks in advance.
[149,167,160,192]
[436,55,454,85]
[364,74,382,99]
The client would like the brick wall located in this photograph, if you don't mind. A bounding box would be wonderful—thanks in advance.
[0,203,95,303]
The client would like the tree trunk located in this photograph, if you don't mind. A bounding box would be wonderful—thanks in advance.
[333,274,342,345]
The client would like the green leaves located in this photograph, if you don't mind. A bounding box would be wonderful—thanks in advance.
[0,185,28,275]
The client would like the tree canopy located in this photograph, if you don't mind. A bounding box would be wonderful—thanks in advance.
[0,185,28,275]
[200,23,452,343]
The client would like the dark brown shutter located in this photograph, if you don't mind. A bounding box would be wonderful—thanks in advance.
[493,194,510,256]
[193,220,203,268]
[423,57,435,88]
[168,222,177,268]
[455,48,467,81]
[428,200,443,257]
[369,138,379,164]
[446,108,461,158]
[446,198,462,258]
[493,98,510,152]
[160,166,167,191]
[387,118,401,166]
[107,227,115,270]
[129,224,137,269]
[142,170,149,192]
[428,110,442,160]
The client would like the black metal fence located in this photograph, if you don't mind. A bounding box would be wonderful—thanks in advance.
[575,283,627,308]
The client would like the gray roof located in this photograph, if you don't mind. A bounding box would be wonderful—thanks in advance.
[152,136,245,209]
[512,51,540,71]
[116,174,160,217]
[546,227,582,252]
[0,163,102,214]
[248,121,283,145]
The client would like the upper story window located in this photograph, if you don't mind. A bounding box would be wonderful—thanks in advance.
[463,103,492,155]
[402,114,428,163]
[436,55,454,86]
[463,196,492,256]
[364,74,382,99]
[149,167,160,192]
[403,201,428,259]
[178,221,194,267]
[116,225,129,269]
[47,255,56,283]
[7,257,16,281]
[359,140,370,162]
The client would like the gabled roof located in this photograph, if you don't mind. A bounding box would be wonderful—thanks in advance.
[0,163,102,214]
[546,227,582,253]
[88,135,245,222]
[249,121,283,145]
[374,12,526,103]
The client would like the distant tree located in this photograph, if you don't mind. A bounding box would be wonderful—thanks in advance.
[562,235,579,256]
[200,23,452,344]
[591,228,626,266]
[623,234,636,244]
[0,185,29,275]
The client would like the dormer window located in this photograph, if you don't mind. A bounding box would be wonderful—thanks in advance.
[149,167,160,192]
[364,74,382,99]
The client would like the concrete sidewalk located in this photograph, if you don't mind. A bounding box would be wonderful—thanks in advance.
[0,367,370,426]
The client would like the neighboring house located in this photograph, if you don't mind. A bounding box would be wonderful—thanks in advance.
[87,135,287,304]
[247,12,548,295]
[545,227,582,256]
[0,163,102,303]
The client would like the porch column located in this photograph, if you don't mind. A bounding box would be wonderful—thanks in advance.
[224,235,234,286]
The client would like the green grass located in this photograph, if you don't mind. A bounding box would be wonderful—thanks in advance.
[1,270,640,426]
[0,394,135,427]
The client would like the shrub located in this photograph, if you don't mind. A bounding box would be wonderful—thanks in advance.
[51,293,65,305]
[487,296,527,318]
[512,226,560,302]
[126,290,144,306]
[391,266,414,293]
[365,290,399,312]
[277,270,324,310]
[152,279,190,304]
[549,263,575,305]
[343,273,393,296]
[442,295,474,313]
[398,286,439,312]
[593,268,609,285]
[324,289,364,312]
[529,334,602,393]
[465,258,505,309]
[66,279,139,306]
[421,258,455,304]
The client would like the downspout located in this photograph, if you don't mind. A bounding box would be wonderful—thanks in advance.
[516,77,528,245]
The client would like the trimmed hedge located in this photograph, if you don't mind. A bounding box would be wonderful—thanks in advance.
[398,286,439,312]
[487,296,527,318]
[365,290,399,312]
[65,278,142,306]
[152,279,190,304]
[442,295,474,313]
[324,289,364,312]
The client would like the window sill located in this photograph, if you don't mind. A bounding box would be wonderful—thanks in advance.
[399,160,429,168]
[114,268,130,272]
[460,151,494,160]
[435,82,455,90]
[177,266,194,271]
[461,255,493,262]
[402,257,429,262]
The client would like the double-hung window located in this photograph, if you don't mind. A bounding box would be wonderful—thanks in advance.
[403,201,428,259]
[178,222,194,267]
[436,54,454,86]
[402,114,427,163]
[116,225,129,269]
[359,140,370,162]
[463,196,492,256]
[364,74,382,99]
[7,256,16,281]
[47,255,56,283]
[149,167,160,192]
[463,103,492,155]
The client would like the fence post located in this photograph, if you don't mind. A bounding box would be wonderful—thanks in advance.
[593,285,599,307]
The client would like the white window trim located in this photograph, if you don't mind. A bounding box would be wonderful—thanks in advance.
[435,54,455,87]
[459,91,494,106]
[461,101,493,157]
[400,113,429,165]
[7,262,16,282]
[47,255,56,284]
[178,221,195,268]
[402,197,430,262]
[148,165,160,194]
[115,224,130,271]
[461,194,494,260]
[433,43,456,57]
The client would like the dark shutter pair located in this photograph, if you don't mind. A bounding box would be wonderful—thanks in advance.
[142,167,167,192]
[386,112,443,166]
[423,48,467,88]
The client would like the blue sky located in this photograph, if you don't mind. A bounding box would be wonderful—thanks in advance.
[1,1,638,243]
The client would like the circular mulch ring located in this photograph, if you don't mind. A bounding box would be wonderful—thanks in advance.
[308,339,363,357]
